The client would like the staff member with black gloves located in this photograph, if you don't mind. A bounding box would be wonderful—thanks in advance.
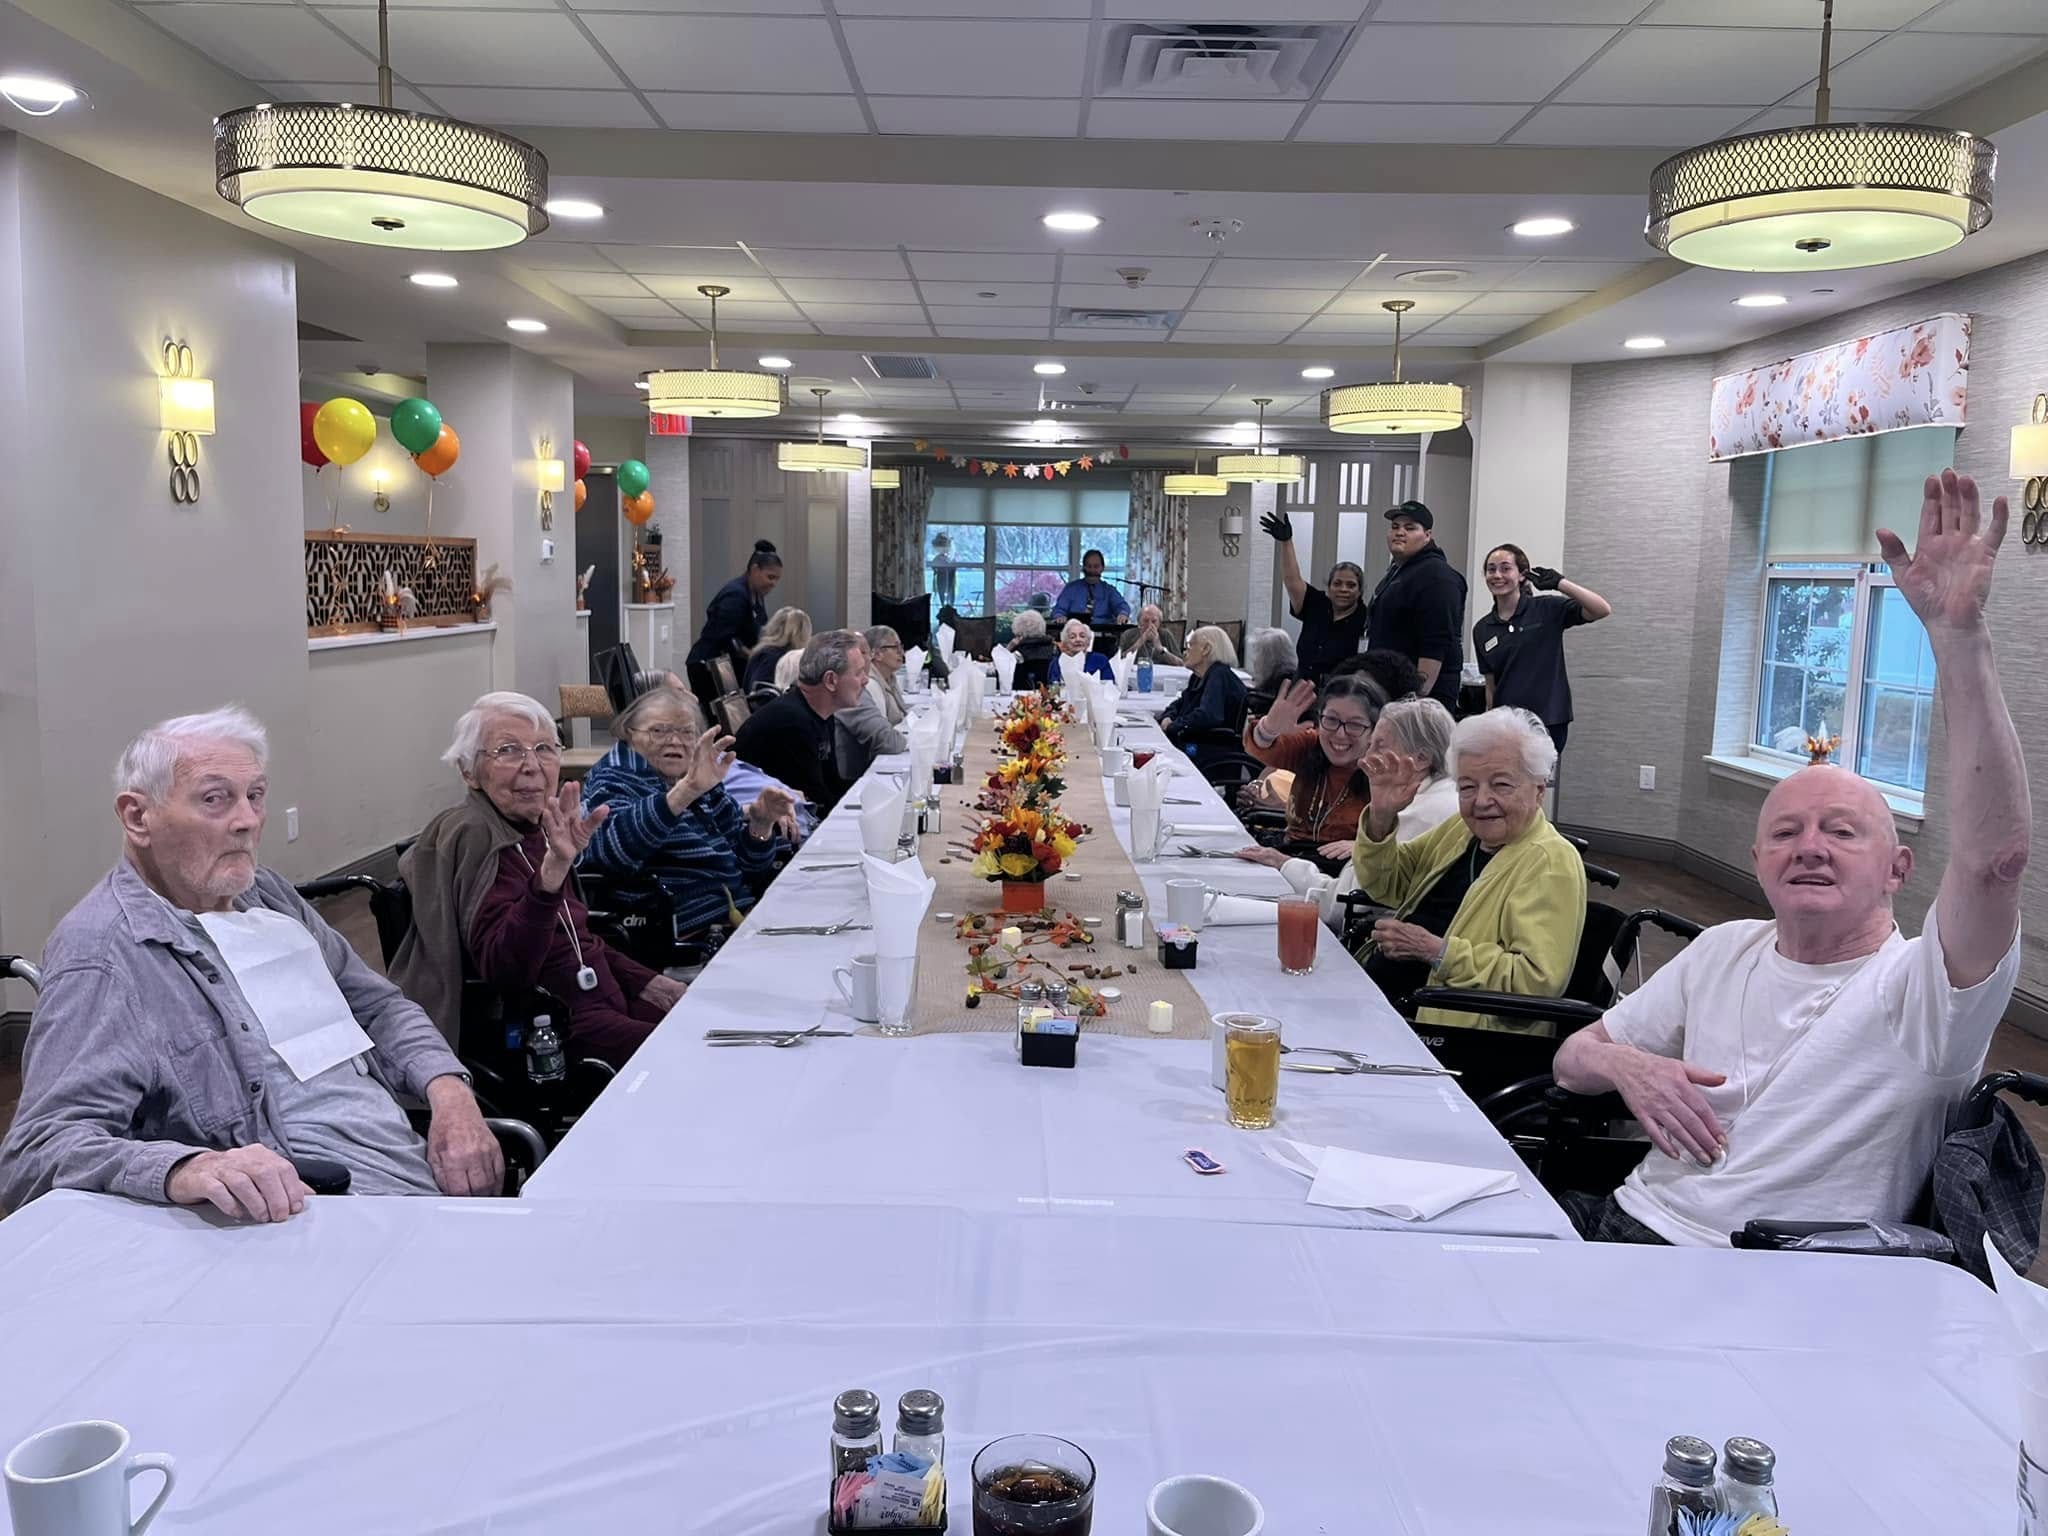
[685,540,782,704]
[1260,510,1367,685]
[1473,542,1612,758]
[1364,501,1466,710]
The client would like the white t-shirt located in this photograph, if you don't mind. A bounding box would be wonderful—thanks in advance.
[1606,900,2019,1246]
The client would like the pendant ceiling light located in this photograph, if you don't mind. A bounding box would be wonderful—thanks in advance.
[1322,301,1466,437]
[1647,0,1994,272]
[1162,450,1228,498]
[1215,399,1304,485]
[214,0,547,251]
[778,388,866,475]
[870,467,902,490]
[646,286,783,420]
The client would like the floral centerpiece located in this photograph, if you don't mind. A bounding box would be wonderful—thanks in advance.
[969,802,1084,912]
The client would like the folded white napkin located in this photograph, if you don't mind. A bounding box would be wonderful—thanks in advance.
[1086,681,1118,750]
[1203,893,1278,927]
[903,645,927,681]
[993,646,1018,691]
[935,623,955,661]
[907,716,940,798]
[1988,1239,2048,1464]
[1267,1140,1517,1221]
[863,852,935,961]
[859,773,908,859]
[1170,821,1240,838]
[1110,653,1135,694]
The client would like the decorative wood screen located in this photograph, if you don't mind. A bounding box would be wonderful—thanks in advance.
[306,531,479,636]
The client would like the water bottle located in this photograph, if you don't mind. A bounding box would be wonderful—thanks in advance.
[1137,659,1154,693]
[525,1013,566,1085]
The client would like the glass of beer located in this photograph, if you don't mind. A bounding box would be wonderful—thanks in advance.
[972,1435,1095,1536]
[1276,896,1319,974]
[1222,1013,1281,1130]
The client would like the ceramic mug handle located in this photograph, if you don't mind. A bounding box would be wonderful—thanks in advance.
[833,968,854,1008]
[126,1452,176,1535]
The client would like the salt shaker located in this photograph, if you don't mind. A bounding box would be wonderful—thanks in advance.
[1014,980,1048,1034]
[923,790,942,834]
[1115,890,1146,948]
[1718,1438,1777,1520]
[831,1388,882,1478]
[894,1390,945,1468]
[1648,1435,1719,1536]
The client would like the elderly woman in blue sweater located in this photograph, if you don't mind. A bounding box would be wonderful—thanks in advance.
[579,687,793,938]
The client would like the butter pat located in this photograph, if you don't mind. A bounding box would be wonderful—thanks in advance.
[1148,1000,1174,1035]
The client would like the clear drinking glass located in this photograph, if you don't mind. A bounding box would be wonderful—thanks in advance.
[1223,1013,1281,1130]
[874,953,917,1037]
[1276,897,1319,974]
[971,1435,1095,1536]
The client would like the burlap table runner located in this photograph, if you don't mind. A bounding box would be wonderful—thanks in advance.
[895,703,1214,1040]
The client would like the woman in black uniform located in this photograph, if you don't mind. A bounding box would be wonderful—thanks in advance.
[1471,543,1612,759]
[1260,510,1365,684]
[685,540,782,703]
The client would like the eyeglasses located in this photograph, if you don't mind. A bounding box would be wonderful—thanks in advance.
[481,741,561,767]
[1318,714,1371,738]
[633,723,694,741]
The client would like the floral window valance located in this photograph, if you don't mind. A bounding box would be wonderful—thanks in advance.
[1709,311,1970,462]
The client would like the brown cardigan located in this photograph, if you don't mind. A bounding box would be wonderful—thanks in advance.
[1243,722,1369,847]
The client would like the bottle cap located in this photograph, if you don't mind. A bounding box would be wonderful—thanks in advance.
[833,1389,881,1437]
[896,1390,944,1434]
[1662,1435,1717,1485]
[1723,1438,1775,1484]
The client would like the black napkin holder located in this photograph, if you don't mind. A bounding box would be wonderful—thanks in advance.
[1158,929,1198,970]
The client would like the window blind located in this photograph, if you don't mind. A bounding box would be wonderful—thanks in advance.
[1762,426,1956,561]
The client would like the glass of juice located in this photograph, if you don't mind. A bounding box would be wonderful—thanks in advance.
[1276,896,1319,975]
[972,1436,1095,1536]
[1222,1013,1281,1130]
[1130,749,1156,770]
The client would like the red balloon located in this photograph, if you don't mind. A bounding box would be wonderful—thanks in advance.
[572,439,591,480]
[300,401,328,468]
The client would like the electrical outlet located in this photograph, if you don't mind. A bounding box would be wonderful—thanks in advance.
[285,806,301,841]
[539,538,556,563]
[1638,765,1656,791]
[660,623,671,642]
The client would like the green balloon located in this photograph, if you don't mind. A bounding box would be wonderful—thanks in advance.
[390,397,443,456]
[617,458,650,499]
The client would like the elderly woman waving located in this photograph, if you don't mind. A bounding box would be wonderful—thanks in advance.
[1351,707,1584,1033]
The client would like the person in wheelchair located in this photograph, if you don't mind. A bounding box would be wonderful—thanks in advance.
[1553,471,2027,1247]
[393,693,686,1073]
[1351,707,1584,1031]
[1243,627,1299,719]
[1160,625,1249,751]
[0,707,503,1222]
[1115,603,1183,667]
[578,687,793,944]
[1235,674,1384,875]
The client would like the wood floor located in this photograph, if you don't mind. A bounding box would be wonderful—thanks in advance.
[5,854,2045,1272]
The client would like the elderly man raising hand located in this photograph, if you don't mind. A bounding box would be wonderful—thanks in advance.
[0,707,502,1222]
[1555,470,2030,1245]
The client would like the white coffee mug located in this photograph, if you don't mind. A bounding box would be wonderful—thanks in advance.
[6,1421,176,1536]
[1101,747,1131,778]
[833,953,880,1023]
[1165,878,1219,930]
[1147,1474,1264,1536]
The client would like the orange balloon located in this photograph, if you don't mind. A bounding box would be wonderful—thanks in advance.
[573,477,587,512]
[622,490,655,525]
[414,422,461,478]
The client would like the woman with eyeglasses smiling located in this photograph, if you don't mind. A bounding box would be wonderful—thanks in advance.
[1236,673,1386,874]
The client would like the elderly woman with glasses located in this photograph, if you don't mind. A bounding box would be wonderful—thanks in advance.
[860,625,911,727]
[1235,674,1384,874]
[578,687,793,941]
[391,692,684,1070]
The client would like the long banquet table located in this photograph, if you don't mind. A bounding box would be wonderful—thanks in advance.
[525,682,1574,1239]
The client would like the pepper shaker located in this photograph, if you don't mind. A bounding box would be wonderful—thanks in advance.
[831,1389,883,1478]
[1115,890,1146,949]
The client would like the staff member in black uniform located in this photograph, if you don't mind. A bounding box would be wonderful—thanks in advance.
[1472,542,1613,758]
[685,540,782,704]
[1363,501,1466,711]
[1258,510,1366,684]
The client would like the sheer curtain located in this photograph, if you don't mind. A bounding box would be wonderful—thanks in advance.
[872,464,931,599]
[1125,469,1188,618]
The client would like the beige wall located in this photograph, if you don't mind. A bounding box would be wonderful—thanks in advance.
[300,402,436,536]
[688,437,848,634]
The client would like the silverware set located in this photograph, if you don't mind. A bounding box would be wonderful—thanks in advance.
[1175,844,1243,860]
[1279,1044,1459,1078]
[755,920,871,936]
[704,1025,844,1048]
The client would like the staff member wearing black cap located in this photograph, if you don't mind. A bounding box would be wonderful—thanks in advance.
[1364,501,1466,710]
[1258,509,1366,685]
[1473,543,1613,759]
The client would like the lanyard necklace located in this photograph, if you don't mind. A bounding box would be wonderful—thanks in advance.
[514,844,599,991]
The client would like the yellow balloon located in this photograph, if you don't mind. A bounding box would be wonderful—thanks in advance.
[312,397,376,468]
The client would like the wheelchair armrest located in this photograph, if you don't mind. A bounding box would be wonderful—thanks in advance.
[1408,986,1606,1030]
[295,874,384,903]
[2,955,41,990]
[1733,1218,1957,1263]
[1629,907,1704,943]
[1583,861,1622,890]
[1240,807,1288,831]
[484,1117,549,1192]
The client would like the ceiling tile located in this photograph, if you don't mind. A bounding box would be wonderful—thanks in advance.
[840,19,1090,97]
[640,275,788,302]
[926,306,1048,324]
[872,97,1081,137]
[753,249,908,279]
[780,279,921,303]
[1508,260,1645,290]
[585,297,683,318]
[147,5,370,81]
[629,317,715,331]
[517,243,614,271]
[1822,31,2042,107]
[1173,311,1311,332]
[1644,0,1928,24]
[1054,326,1168,344]
[1056,283,1197,307]
[1558,27,1886,105]
[1508,103,1754,146]
[565,0,821,9]
[1325,24,1615,103]
[1736,105,1911,132]
[799,304,932,323]
[1910,0,2048,29]
[1373,0,1645,17]
[549,270,656,298]
[1324,289,1469,316]
[824,322,938,335]
[1186,289,1326,315]
[605,246,758,277]
[672,301,808,322]
[1294,318,1397,337]
[1207,258,1370,289]
[1107,0,1359,17]
[648,93,869,132]
[1380,260,1539,290]
[919,280,1055,305]
[425,87,656,129]
[1085,100,1303,141]
[586,14,852,92]
[1451,290,1578,314]
[907,252,1058,282]
[935,325,1054,338]
[318,8,620,87]
[842,0,1090,13]
[1057,255,1213,286]
[1296,103,1528,143]
[260,79,432,111]
[1169,329,1294,344]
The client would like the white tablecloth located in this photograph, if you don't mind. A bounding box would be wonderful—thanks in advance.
[0,1191,2015,1536]
[527,696,1570,1238]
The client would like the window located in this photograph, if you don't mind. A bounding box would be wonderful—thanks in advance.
[925,482,1130,617]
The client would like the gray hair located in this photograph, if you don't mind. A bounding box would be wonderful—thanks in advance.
[615,684,704,740]
[443,691,556,775]
[1245,627,1297,688]
[773,649,804,690]
[1011,609,1047,641]
[756,605,812,653]
[862,624,901,653]
[1060,618,1093,647]
[1139,602,1163,624]
[1450,706,1557,785]
[797,628,866,686]
[114,705,269,798]
[1376,697,1455,777]
[1186,624,1238,668]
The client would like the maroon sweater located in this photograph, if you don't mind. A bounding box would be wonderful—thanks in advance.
[468,828,664,1068]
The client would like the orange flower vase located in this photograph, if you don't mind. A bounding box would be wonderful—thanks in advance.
[998,879,1047,914]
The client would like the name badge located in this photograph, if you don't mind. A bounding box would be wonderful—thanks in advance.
[1484,635,1499,652]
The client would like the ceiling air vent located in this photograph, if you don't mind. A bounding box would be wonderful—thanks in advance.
[1057,307,1179,331]
[862,353,940,381]
[1043,397,1120,412]
[1099,23,1348,99]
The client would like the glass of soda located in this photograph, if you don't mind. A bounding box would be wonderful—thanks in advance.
[971,1435,1095,1536]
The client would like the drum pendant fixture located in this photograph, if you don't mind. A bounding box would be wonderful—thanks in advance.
[1321,301,1465,436]
[778,387,865,475]
[646,286,784,420]
[871,467,902,490]
[1214,399,1303,485]
[1162,450,1228,498]
[1646,0,1994,272]
[214,0,547,251]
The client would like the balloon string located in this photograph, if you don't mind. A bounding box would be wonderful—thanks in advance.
[423,476,437,570]
[324,464,343,531]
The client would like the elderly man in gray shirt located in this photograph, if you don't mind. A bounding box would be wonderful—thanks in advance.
[0,705,502,1221]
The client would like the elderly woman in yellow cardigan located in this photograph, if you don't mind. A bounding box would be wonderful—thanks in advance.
[1351,707,1585,1033]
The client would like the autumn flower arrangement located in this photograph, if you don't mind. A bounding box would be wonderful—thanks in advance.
[969,801,1082,884]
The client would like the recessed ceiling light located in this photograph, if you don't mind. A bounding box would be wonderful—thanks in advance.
[1230,421,1255,430]
[1033,362,1066,376]
[506,317,548,333]
[1511,216,1575,238]
[759,355,793,370]
[543,197,604,221]
[1624,336,1667,350]
[1033,417,1059,430]
[834,412,866,426]
[1301,366,1335,380]
[409,271,458,289]
[1042,210,1101,233]
[1733,292,1789,308]
[0,74,80,115]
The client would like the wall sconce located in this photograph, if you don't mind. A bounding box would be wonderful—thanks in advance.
[537,437,566,529]
[158,339,214,504]
[2013,394,2048,545]
[371,468,391,515]
[1220,504,1245,557]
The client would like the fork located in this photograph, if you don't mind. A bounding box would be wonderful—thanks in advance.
[756,920,872,936]
[706,1023,828,1048]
